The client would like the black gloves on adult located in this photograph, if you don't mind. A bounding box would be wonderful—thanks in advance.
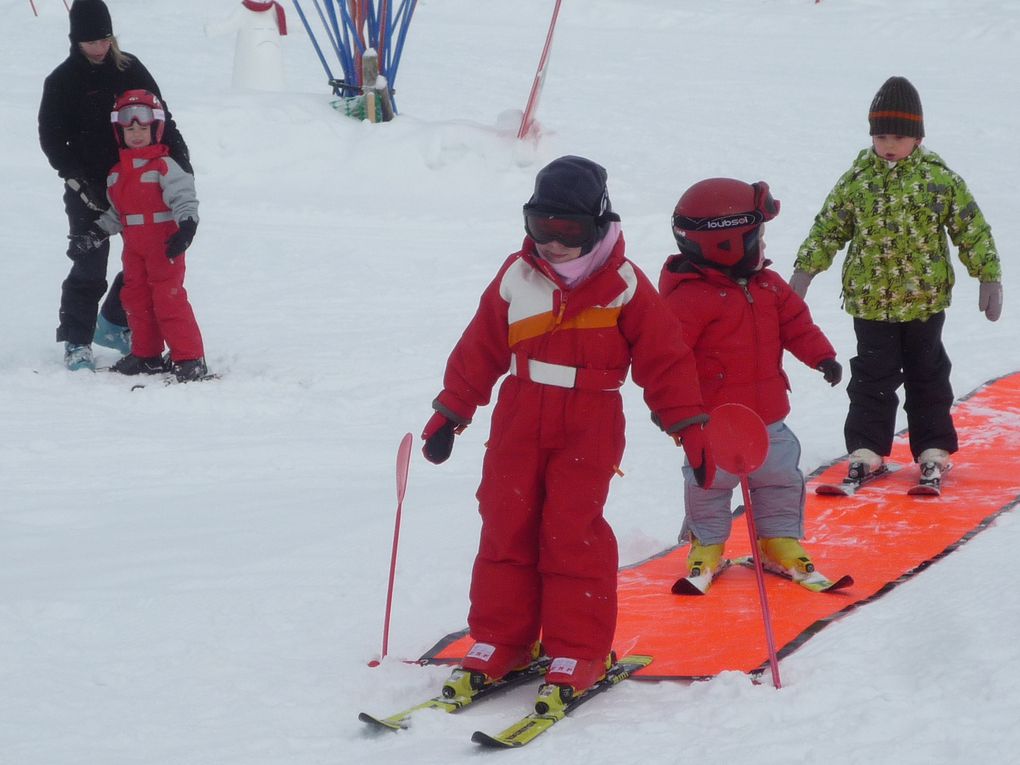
[67,224,107,261]
[65,177,108,212]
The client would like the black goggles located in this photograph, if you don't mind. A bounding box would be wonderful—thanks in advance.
[672,181,780,233]
[523,211,597,248]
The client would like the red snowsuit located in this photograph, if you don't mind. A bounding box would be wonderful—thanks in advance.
[433,234,705,660]
[98,144,203,361]
[657,257,836,424]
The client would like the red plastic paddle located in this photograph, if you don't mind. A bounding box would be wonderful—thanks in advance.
[705,403,781,688]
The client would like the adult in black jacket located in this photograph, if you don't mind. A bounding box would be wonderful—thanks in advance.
[39,0,192,370]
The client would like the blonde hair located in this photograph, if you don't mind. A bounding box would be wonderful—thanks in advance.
[79,36,132,71]
[109,37,132,71]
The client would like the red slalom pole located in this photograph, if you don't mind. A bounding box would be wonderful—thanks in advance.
[705,403,781,688]
[370,432,413,667]
[737,474,782,688]
[517,0,562,140]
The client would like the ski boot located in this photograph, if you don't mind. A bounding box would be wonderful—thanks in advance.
[442,641,541,700]
[93,314,131,355]
[64,343,95,372]
[534,653,613,717]
[846,447,884,484]
[111,353,167,375]
[171,357,209,383]
[758,537,816,580]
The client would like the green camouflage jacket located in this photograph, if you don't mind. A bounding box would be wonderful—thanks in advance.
[794,147,1000,322]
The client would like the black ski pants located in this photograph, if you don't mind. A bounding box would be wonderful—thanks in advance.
[56,187,126,345]
[844,312,958,461]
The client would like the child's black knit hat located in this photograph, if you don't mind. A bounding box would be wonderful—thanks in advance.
[69,0,113,44]
[869,76,924,138]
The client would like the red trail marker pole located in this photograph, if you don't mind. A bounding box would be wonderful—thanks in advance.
[517,0,562,140]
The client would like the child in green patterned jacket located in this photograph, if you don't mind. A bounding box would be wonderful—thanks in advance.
[790,76,1001,491]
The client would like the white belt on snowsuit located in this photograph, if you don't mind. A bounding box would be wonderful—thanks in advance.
[124,211,175,226]
[510,353,626,391]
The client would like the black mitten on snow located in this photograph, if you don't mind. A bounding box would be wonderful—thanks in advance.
[67,224,108,261]
[65,177,108,211]
[165,218,198,259]
[817,358,843,386]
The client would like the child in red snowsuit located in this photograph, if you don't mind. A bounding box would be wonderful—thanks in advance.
[421,156,709,710]
[70,89,207,382]
[659,178,842,593]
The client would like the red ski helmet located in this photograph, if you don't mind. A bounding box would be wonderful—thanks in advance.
[111,89,166,148]
[671,178,780,268]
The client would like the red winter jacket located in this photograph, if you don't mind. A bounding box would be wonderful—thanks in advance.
[435,234,706,435]
[658,256,836,425]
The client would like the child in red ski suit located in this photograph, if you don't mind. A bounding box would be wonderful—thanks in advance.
[421,156,709,710]
[659,178,842,593]
[70,89,207,382]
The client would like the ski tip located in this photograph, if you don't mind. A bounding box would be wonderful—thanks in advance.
[826,574,854,591]
[357,712,405,732]
[815,484,853,496]
[670,577,707,596]
[471,730,517,748]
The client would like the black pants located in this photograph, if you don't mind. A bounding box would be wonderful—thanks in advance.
[56,187,126,345]
[845,312,957,460]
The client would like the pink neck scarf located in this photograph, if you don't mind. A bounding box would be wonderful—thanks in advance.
[545,222,621,287]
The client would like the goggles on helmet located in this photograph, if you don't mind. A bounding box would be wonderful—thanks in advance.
[672,181,780,235]
[523,211,596,249]
[112,104,165,128]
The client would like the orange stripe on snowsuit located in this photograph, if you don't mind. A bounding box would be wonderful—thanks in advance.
[868,110,923,122]
[508,306,623,346]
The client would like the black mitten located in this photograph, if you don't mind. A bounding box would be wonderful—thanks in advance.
[422,413,459,465]
[165,218,198,259]
[817,358,843,386]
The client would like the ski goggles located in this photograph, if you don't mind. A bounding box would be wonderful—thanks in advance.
[111,104,165,128]
[523,211,596,248]
[672,181,781,233]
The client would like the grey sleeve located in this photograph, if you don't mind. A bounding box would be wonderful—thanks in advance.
[160,158,200,224]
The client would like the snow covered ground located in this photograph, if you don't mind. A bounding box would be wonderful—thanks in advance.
[3,1,1019,763]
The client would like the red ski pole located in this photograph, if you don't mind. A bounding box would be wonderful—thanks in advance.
[705,403,782,688]
[369,431,413,667]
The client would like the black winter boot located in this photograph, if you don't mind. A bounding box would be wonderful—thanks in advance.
[111,354,167,375]
[171,357,209,382]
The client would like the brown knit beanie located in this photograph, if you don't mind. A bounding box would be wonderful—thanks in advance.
[868,76,924,138]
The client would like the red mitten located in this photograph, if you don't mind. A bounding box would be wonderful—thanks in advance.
[675,423,716,488]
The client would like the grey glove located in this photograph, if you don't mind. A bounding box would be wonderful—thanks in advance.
[67,224,108,261]
[788,270,814,299]
[979,281,1002,321]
